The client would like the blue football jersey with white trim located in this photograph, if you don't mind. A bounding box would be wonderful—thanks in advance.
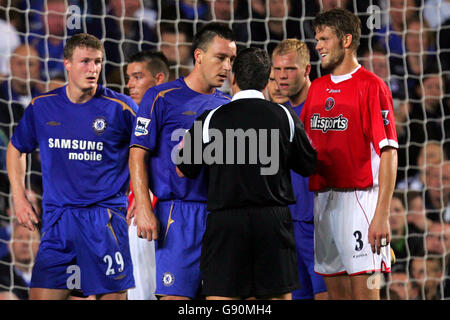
[286,101,314,222]
[130,77,231,202]
[11,85,137,212]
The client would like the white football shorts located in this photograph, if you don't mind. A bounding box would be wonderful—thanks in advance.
[314,187,391,276]
[127,217,157,300]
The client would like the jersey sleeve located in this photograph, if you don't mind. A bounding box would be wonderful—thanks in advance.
[129,88,164,152]
[176,110,209,179]
[10,103,37,153]
[121,96,138,137]
[364,79,398,155]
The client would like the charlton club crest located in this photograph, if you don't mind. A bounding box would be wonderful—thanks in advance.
[92,117,107,135]
[325,97,335,111]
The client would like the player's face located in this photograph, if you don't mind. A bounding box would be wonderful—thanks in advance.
[272,50,307,99]
[198,35,237,88]
[65,46,103,91]
[267,68,288,104]
[315,26,345,72]
[126,62,157,105]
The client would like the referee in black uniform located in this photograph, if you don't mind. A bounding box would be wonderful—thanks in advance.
[176,47,317,300]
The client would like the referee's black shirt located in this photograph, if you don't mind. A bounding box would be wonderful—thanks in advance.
[177,90,317,212]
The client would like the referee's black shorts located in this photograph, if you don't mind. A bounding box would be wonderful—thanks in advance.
[200,206,300,298]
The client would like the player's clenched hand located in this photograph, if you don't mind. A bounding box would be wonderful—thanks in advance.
[368,213,390,255]
[13,195,39,231]
[135,204,159,241]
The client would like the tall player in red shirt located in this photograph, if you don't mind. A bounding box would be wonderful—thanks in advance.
[300,9,398,299]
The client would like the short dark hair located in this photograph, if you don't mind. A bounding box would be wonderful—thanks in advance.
[64,33,103,60]
[127,50,170,79]
[191,22,235,61]
[232,47,271,91]
[313,8,361,51]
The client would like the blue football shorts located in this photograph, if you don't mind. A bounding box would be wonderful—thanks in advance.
[154,200,208,298]
[292,220,327,299]
[30,206,135,296]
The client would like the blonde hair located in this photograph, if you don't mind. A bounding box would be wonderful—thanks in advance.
[272,38,310,67]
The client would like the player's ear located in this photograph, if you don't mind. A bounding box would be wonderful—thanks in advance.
[230,72,239,95]
[263,79,269,94]
[305,64,311,77]
[231,72,236,86]
[343,34,353,49]
[155,72,165,85]
[194,48,203,65]
[64,58,71,72]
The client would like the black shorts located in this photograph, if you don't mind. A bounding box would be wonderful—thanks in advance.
[200,206,300,298]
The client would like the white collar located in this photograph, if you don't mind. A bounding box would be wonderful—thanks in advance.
[231,89,265,101]
[330,64,361,84]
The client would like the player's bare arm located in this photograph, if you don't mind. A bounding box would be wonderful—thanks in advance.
[6,142,39,231]
[369,146,397,255]
[126,189,154,224]
[129,147,159,241]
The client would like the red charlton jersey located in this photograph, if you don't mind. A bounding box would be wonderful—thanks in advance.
[300,65,398,191]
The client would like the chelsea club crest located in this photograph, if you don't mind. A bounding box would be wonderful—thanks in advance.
[92,117,107,135]
[162,272,175,286]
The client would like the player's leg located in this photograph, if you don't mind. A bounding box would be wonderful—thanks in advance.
[350,273,380,300]
[29,288,71,300]
[97,290,128,300]
[294,220,328,300]
[206,296,240,300]
[313,191,347,299]
[253,207,300,300]
[29,210,79,300]
[156,201,190,300]
[322,275,352,300]
[201,209,253,299]
[154,201,208,299]
[160,295,190,300]
[336,189,391,300]
[314,291,329,299]
[75,207,135,298]
[269,293,292,300]
[291,220,314,300]
[127,218,157,300]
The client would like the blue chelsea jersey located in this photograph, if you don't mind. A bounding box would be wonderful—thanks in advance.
[286,101,314,222]
[130,77,231,202]
[11,85,137,210]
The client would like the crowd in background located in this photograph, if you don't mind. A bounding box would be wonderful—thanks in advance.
[0,0,449,300]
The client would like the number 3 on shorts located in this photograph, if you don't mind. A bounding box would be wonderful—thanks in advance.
[353,230,364,251]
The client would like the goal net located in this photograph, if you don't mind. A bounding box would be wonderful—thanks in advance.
[0,0,449,300]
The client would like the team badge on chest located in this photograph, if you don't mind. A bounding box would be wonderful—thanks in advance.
[325,97,335,111]
[92,117,107,135]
